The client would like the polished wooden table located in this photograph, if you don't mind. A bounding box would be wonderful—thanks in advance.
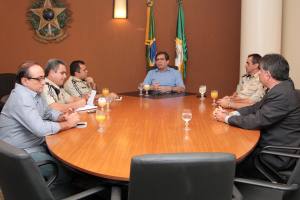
[46,95,260,181]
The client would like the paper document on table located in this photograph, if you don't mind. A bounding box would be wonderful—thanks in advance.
[75,90,97,112]
[75,105,97,112]
[87,90,96,106]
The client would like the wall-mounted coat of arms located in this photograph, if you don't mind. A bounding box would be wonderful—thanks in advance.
[27,0,71,43]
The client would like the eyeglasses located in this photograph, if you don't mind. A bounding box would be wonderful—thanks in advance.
[26,76,45,82]
[155,58,166,61]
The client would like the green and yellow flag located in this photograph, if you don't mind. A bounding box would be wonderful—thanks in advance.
[175,0,188,79]
[145,0,157,69]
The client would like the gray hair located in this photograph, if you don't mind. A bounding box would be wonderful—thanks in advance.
[45,59,66,77]
[260,54,289,81]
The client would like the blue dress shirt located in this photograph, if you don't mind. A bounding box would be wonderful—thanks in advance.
[0,84,61,149]
[143,67,185,87]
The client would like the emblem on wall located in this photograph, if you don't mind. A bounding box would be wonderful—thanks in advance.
[27,0,71,43]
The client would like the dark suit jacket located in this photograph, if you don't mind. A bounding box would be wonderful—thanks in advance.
[229,79,300,168]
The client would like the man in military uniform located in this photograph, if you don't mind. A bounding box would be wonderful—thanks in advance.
[42,59,86,112]
[64,60,119,99]
[64,60,96,97]
[217,53,265,109]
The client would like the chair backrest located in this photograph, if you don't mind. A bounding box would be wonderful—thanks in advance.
[0,73,16,97]
[0,140,55,200]
[128,152,236,200]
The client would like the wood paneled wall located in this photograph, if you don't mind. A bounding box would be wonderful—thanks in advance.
[0,0,241,96]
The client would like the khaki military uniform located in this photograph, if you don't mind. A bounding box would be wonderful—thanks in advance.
[236,72,265,102]
[64,76,92,97]
[42,78,72,105]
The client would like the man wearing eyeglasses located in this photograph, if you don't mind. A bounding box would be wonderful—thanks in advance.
[42,59,87,112]
[143,51,185,93]
[214,54,300,180]
[0,62,80,179]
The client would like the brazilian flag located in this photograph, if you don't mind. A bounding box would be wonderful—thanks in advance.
[145,0,157,70]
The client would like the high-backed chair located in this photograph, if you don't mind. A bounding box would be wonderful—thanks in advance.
[0,73,16,111]
[0,140,105,200]
[252,89,300,183]
[235,148,300,200]
[127,153,236,200]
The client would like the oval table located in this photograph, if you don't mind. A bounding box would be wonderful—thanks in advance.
[46,95,260,181]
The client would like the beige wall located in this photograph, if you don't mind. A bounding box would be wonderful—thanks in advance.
[240,0,282,77]
[0,0,241,96]
[282,0,300,89]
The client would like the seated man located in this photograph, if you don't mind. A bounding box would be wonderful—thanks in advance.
[42,59,87,112]
[143,51,185,93]
[64,60,118,99]
[217,54,265,109]
[214,54,300,179]
[64,60,96,97]
[0,61,80,179]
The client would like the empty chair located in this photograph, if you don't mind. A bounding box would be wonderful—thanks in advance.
[127,152,236,200]
[0,140,105,200]
[0,73,16,111]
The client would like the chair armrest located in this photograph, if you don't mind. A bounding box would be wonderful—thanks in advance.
[260,150,300,159]
[61,186,105,200]
[235,178,298,191]
[36,160,58,187]
[263,145,300,151]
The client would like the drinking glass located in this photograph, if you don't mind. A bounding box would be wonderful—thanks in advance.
[138,83,144,96]
[102,88,110,97]
[143,84,150,97]
[96,110,106,133]
[152,80,160,90]
[181,109,192,131]
[98,97,107,111]
[199,85,207,99]
[106,96,113,112]
[211,90,219,106]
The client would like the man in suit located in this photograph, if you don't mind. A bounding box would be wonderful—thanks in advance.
[214,54,300,179]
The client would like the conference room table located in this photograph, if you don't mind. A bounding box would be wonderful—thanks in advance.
[46,92,260,182]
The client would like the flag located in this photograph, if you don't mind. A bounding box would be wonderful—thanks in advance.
[175,0,188,79]
[145,0,157,69]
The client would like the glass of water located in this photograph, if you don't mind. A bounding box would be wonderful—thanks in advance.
[199,85,207,99]
[138,83,144,96]
[182,109,192,131]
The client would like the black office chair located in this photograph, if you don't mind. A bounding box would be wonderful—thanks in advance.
[252,90,300,184]
[0,73,16,112]
[127,152,237,200]
[0,140,105,200]
[254,146,300,183]
[235,148,300,200]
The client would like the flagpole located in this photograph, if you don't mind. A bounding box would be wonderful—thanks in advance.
[145,0,151,43]
[175,0,188,79]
